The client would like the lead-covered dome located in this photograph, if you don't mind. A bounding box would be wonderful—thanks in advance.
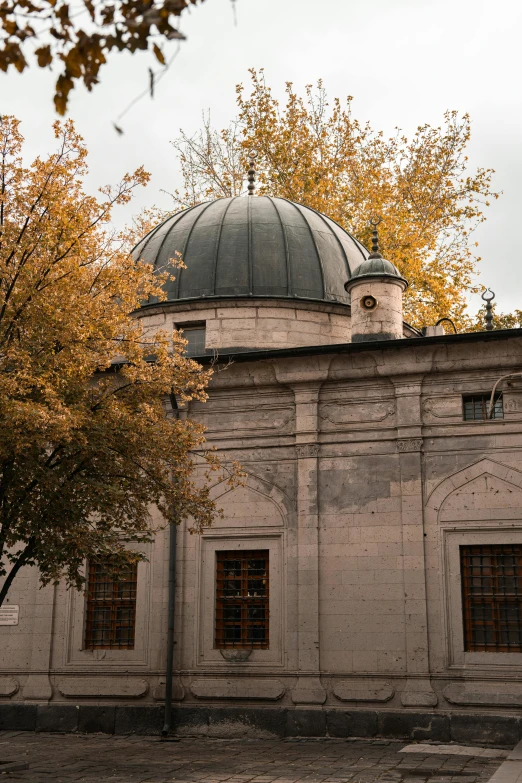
[348,256,407,285]
[133,196,369,305]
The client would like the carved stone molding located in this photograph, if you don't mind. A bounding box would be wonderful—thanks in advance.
[320,400,395,426]
[443,682,522,707]
[291,676,326,705]
[295,444,319,459]
[58,677,148,698]
[397,438,423,453]
[153,678,185,701]
[0,677,18,697]
[220,649,252,663]
[423,397,462,419]
[333,680,394,703]
[401,690,438,707]
[191,678,285,701]
[504,395,522,414]
[22,674,52,701]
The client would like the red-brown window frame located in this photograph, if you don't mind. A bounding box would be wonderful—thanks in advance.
[215,550,269,649]
[461,544,522,652]
[84,560,138,650]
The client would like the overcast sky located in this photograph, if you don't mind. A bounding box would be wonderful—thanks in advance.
[2,0,520,316]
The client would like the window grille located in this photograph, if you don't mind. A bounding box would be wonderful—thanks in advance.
[461,544,522,652]
[176,322,206,357]
[215,550,269,649]
[84,560,138,649]
[462,393,503,421]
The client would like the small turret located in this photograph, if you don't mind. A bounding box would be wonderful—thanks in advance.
[344,219,408,343]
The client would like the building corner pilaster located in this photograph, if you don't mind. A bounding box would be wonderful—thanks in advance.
[290,385,326,706]
[393,375,437,707]
[22,581,55,701]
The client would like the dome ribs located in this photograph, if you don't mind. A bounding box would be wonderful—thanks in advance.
[134,206,196,305]
[181,198,232,299]
[279,198,325,301]
[321,213,369,270]
[247,195,253,295]
[304,206,353,287]
[133,211,177,264]
[214,197,250,295]
[172,200,216,300]
[292,204,353,303]
[212,198,236,297]
[266,196,291,297]
[250,196,287,297]
[153,208,198,302]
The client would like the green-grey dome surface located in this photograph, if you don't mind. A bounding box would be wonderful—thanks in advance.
[350,256,403,280]
[133,196,369,305]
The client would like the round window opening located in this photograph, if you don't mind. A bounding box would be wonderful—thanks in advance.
[360,295,378,311]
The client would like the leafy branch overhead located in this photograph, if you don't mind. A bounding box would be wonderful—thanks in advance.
[0,0,201,114]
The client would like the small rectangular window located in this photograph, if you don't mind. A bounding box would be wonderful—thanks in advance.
[176,322,206,357]
[84,560,138,649]
[215,550,269,649]
[461,544,522,652]
[462,393,503,421]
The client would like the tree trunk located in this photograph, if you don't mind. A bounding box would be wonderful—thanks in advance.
[0,540,35,607]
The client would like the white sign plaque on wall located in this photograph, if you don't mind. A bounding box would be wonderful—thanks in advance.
[0,605,19,625]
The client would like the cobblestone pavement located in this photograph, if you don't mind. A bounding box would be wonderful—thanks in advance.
[0,733,506,783]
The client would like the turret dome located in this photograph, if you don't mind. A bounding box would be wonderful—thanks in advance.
[133,196,369,306]
[350,256,405,282]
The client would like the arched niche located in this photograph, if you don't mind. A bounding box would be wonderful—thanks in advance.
[208,472,293,529]
[426,458,522,525]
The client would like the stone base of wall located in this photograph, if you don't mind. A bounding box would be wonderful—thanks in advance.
[0,705,521,745]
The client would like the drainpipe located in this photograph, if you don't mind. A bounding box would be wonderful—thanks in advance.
[488,372,522,418]
[161,518,177,737]
[162,390,179,738]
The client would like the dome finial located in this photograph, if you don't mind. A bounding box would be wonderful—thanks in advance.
[247,150,258,196]
[369,217,382,259]
[481,288,495,331]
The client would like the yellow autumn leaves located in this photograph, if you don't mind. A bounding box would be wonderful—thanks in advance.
[0,0,198,114]
[0,116,240,604]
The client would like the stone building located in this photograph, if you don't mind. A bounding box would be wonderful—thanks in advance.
[2,193,522,744]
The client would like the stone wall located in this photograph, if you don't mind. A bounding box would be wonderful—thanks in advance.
[137,298,352,352]
[3,331,522,740]
[171,334,522,716]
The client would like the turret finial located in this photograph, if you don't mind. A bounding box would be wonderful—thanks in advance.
[369,217,382,259]
[482,288,495,331]
[247,151,257,196]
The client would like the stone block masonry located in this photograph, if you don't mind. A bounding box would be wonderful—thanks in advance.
[2,704,522,745]
[0,730,508,783]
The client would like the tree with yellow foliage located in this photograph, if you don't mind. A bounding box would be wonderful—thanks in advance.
[0,116,239,606]
[172,69,499,329]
